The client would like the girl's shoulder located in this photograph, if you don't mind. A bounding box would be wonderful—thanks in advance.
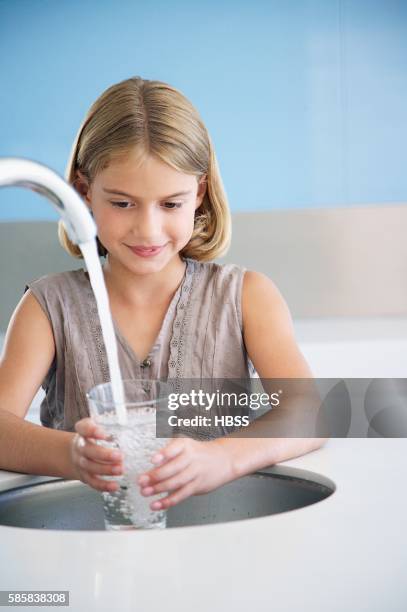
[25,268,87,293]
[186,258,247,326]
[24,269,89,318]
[187,257,247,289]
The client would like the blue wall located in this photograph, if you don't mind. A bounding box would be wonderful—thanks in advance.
[0,0,406,221]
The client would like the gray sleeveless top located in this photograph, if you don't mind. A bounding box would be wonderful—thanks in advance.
[25,256,257,438]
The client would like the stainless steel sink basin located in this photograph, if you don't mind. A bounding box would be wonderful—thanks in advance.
[0,469,335,530]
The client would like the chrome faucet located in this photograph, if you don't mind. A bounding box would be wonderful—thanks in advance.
[0,157,96,245]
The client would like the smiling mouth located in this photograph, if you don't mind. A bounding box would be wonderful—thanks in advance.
[126,244,166,257]
[126,245,164,250]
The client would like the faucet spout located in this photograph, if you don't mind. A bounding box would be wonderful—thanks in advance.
[0,157,96,245]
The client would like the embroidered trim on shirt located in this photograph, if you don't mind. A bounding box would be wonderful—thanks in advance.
[80,272,111,385]
[168,258,200,394]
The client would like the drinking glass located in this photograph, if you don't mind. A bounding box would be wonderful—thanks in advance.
[86,379,169,530]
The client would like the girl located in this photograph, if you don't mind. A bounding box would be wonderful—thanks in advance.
[0,76,327,512]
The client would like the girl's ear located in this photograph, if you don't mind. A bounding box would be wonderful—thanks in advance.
[73,170,92,204]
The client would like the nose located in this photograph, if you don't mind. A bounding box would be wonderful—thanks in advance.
[131,205,162,242]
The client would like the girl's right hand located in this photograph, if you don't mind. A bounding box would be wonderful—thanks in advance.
[70,417,124,492]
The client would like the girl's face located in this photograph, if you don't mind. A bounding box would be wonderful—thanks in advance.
[79,150,207,274]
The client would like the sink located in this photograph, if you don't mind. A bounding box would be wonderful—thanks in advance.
[0,469,334,530]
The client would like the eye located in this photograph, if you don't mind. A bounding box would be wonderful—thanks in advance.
[110,201,132,209]
[163,202,182,210]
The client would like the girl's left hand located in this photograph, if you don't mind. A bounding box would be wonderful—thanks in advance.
[138,437,235,510]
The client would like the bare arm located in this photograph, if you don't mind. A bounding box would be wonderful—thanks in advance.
[0,290,77,478]
[216,270,328,477]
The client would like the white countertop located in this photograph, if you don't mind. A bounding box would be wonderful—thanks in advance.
[293,316,407,377]
[1,438,407,611]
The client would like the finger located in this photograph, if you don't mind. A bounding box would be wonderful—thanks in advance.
[73,434,121,466]
[139,452,190,486]
[142,465,196,495]
[82,439,123,464]
[75,417,107,440]
[78,455,123,477]
[150,438,187,465]
[84,473,120,493]
[151,480,197,510]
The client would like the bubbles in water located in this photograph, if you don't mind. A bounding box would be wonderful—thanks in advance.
[96,410,167,530]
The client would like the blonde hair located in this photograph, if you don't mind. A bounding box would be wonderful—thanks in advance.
[58,76,231,261]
